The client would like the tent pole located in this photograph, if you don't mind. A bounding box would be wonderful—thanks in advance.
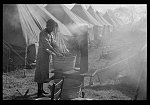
[3,40,30,66]
[23,45,28,78]
[6,46,10,84]
[133,59,146,100]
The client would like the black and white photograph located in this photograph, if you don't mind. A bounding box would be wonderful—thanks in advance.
[3,4,147,100]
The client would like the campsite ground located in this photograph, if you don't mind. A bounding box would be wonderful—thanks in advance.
[3,25,146,100]
[3,67,132,100]
[3,43,136,100]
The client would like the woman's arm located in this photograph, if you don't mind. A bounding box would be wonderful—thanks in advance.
[51,40,65,56]
[46,49,56,55]
[39,32,58,55]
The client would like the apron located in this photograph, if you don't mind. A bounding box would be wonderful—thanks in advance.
[34,29,53,83]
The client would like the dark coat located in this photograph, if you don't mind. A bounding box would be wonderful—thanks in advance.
[34,29,53,83]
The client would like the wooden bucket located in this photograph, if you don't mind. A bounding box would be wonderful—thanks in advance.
[52,55,76,72]
[61,78,82,100]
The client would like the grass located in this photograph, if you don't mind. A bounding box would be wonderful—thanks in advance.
[3,24,146,100]
[3,49,142,100]
[3,44,136,100]
[3,62,134,100]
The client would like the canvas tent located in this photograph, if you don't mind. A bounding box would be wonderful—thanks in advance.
[87,6,112,35]
[45,4,90,26]
[3,4,26,48]
[3,4,72,72]
[71,4,103,40]
[45,4,93,41]
[17,4,72,44]
[103,11,118,28]
[87,6,106,26]
[45,4,92,48]
[45,4,94,47]
[96,12,113,34]
[96,11,113,31]
[71,4,102,26]
[45,4,90,70]
[97,11,104,16]
[3,4,35,72]
[107,10,124,27]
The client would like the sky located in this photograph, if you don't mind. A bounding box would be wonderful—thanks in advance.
[39,4,146,15]
[64,4,146,14]
[40,4,127,13]
[64,4,123,13]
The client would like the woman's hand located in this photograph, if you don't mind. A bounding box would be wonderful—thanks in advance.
[56,52,64,57]
[46,49,56,55]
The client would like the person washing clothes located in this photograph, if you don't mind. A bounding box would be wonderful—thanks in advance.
[34,19,63,98]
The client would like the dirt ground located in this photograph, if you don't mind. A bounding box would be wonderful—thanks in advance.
[3,23,147,100]
[3,68,133,100]
[87,25,147,100]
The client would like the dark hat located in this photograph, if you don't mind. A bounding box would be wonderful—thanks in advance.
[46,19,58,27]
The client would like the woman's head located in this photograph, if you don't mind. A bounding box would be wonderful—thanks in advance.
[46,19,58,33]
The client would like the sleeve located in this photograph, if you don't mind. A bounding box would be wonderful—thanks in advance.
[51,39,59,49]
[50,35,60,50]
[39,32,54,51]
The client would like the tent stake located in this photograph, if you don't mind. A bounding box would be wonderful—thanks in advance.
[23,46,28,78]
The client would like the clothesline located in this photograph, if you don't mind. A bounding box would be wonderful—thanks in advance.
[3,40,29,65]
[92,44,145,76]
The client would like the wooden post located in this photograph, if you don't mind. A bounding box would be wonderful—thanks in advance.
[79,31,88,74]
[93,26,98,41]
[23,46,28,78]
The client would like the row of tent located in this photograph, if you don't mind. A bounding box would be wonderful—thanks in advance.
[3,4,124,72]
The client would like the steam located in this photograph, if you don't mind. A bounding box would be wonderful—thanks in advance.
[66,23,89,45]
[91,21,147,95]
[67,23,88,35]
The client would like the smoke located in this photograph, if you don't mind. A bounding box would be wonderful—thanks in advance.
[45,4,65,22]
[66,23,89,44]
[9,11,21,28]
[67,23,88,35]
[94,22,147,96]
[5,4,21,29]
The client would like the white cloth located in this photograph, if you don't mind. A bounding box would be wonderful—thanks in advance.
[35,42,39,57]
